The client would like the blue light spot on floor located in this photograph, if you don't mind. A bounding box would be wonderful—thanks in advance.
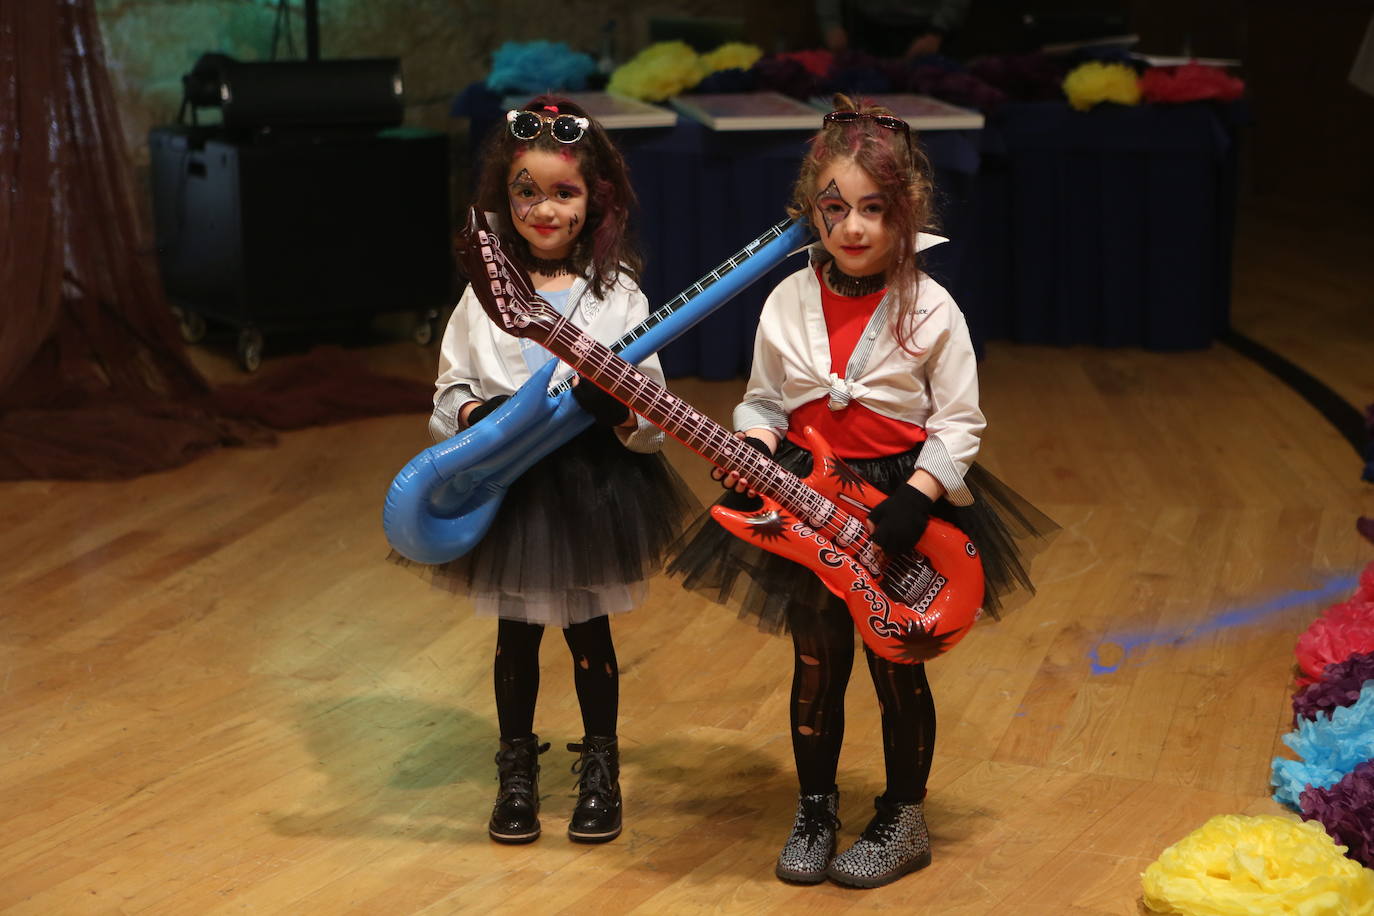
[1088,573,1359,675]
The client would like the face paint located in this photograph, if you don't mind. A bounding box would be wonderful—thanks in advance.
[814,178,851,237]
[508,168,548,223]
[813,159,895,279]
[505,151,590,261]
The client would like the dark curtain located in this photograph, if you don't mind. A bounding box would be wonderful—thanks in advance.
[0,0,431,480]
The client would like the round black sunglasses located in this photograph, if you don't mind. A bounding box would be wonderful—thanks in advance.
[506,109,590,144]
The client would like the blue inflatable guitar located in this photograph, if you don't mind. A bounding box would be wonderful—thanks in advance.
[383,209,810,564]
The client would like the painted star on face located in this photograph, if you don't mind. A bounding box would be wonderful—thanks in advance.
[508,168,548,223]
[814,178,850,236]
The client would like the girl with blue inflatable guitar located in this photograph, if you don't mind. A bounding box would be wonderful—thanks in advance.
[419,95,698,847]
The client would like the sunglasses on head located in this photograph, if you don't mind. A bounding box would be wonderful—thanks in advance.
[823,109,911,136]
[506,109,590,144]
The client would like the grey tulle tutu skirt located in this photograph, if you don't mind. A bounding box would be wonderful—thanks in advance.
[666,439,1059,634]
[399,427,699,627]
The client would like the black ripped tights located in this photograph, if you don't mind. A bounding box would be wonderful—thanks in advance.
[493,616,619,739]
[786,597,935,803]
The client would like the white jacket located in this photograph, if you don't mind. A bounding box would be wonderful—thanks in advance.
[735,258,984,505]
[430,270,666,454]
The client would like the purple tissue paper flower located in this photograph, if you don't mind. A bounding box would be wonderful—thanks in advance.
[1294,651,1374,722]
[1300,758,1374,867]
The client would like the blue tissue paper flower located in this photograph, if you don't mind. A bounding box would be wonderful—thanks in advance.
[1272,682,1374,809]
[486,41,597,94]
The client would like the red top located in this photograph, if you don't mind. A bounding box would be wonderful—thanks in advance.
[785,268,928,459]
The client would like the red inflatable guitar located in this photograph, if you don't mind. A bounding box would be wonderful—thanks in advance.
[458,210,984,664]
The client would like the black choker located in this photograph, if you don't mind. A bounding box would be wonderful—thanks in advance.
[827,262,886,297]
[529,254,581,277]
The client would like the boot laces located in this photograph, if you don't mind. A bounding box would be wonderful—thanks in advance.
[796,794,840,846]
[859,796,904,845]
[569,742,616,802]
[494,740,548,803]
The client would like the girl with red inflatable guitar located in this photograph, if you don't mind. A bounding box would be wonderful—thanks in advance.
[669,95,1058,889]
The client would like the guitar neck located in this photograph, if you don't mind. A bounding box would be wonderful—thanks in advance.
[541,319,825,520]
[547,218,793,396]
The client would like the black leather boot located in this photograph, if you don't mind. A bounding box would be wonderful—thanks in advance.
[488,734,549,844]
[567,735,622,843]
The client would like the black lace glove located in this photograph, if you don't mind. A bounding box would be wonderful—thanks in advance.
[465,395,509,427]
[868,483,935,558]
[572,378,630,427]
[719,435,772,511]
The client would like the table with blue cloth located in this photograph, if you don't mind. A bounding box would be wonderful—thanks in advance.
[454,85,1243,376]
[962,99,1245,350]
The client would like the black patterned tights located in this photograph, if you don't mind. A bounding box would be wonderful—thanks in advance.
[493,616,619,739]
[787,597,936,803]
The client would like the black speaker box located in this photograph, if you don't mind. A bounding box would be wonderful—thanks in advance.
[148,125,451,331]
[182,56,404,130]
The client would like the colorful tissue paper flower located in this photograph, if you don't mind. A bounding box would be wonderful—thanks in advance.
[967,52,1066,102]
[607,41,704,102]
[912,68,1006,113]
[1301,760,1374,868]
[1293,652,1374,722]
[700,42,763,75]
[1139,63,1245,104]
[1141,814,1374,915]
[1360,558,1374,601]
[817,50,890,95]
[1272,684,1374,809]
[485,41,597,94]
[751,55,817,99]
[1297,671,1374,723]
[776,49,834,78]
[1062,61,1141,111]
[820,60,891,96]
[1295,588,1374,686]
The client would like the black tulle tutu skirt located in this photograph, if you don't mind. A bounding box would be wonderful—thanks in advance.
[666,439,1059,635]
[401,427,700,627]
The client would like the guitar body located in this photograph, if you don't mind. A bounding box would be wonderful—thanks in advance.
[710,427,984,664]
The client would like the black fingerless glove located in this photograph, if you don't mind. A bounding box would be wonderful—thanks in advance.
[571,378,630,427]
[720,436,773,512]
[868,483,935,557]
[465,394,510,427]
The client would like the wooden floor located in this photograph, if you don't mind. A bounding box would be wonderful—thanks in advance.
[2,194,1371,915]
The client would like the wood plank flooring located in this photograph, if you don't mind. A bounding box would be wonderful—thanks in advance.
[1,195,1370,914]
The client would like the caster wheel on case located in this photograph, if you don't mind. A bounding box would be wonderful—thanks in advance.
[172,306,207,344]
[236,328,264,373]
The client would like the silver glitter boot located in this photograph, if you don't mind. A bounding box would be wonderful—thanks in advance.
[827,796,931,888]
[774,789,840,884]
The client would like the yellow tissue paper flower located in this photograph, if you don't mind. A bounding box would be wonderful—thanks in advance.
[1141,814,1374,916]
[1062,61,1142,111]
[607,41,704,102]
[700,42,763,75]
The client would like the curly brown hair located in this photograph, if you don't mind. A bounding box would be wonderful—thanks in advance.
[786,94,938,353]
[473,94,642,298]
